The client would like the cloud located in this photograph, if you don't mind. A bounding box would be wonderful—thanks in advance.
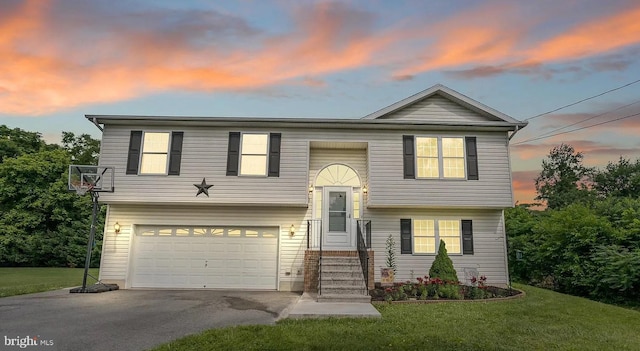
[525,6,640,64]
[511,170,540,205]
[394,2,528,78]
[301,77,326,88]
[0,1,393,115]
[2,0,640,115]
[392,75,414,81]
[511,140,640,162]
[398,2,640,79]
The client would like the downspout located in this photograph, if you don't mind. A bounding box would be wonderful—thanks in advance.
[508,125,521,141]
[505,123,523,290]
[90,117,104,132]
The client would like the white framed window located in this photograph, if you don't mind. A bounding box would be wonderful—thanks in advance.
[438,220,461,254]
[415,136,465,179]
[413,219,436,254]
[140,132,170,174]
[416,137,439,178]
[442,138,465,178]
[240,133,268,176]
[412,219,462,254]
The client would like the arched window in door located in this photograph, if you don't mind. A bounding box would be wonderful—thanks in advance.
[312,164,362,219]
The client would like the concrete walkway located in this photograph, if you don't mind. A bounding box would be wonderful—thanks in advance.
[285,293,381,319]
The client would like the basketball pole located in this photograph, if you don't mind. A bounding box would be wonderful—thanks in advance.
[81,191,99,291]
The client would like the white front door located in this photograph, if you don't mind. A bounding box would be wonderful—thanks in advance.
[322,186,354,249]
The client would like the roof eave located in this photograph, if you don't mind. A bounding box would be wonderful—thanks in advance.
[85,114,524,131]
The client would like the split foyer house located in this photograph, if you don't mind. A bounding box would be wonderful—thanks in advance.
[90,84,526,295]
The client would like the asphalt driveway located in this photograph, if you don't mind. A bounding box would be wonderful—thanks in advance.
[0,288,300,351]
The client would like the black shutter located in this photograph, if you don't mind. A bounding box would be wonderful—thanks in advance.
[268,133,281,177]
[168,132,183,175]
[400,219,412,254]
[403,135,415,179]
[126,131,142,175]
[226,132,241,176]
[465,137,478,180]
[462,220,474,254]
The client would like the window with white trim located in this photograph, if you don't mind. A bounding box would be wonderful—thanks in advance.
[412,219,462,254]
[438,220,461,254]
[140,132,170,174]
[442,138,465,178]
[413,219,436,254]
[240,133,268,176]
[415,136,465,179]
[416,137,439,178]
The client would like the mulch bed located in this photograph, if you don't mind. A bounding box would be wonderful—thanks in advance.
[370,285,525,304]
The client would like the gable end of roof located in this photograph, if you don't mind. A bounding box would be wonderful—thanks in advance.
[362,84,526,127]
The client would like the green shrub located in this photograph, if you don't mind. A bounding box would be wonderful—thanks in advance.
[428,240,459,282]
[437,284,462,299]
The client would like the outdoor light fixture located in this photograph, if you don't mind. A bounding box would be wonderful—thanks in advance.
[363,186,368,195]
[290,224,296,236]
[308,184,313,193]
[114,222,121,234]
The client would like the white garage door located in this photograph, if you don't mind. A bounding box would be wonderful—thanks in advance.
[130,226,278,289]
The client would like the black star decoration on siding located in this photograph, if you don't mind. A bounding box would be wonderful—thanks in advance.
[194,178,213,197]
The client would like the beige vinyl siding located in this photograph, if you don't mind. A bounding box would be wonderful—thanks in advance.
[98,125,512,208]
[98,125,309,205]
[309,148,368,188]
[99,204,311,291]
[378,95,502,123]
[368,131,513,208]
[367,208,509,286]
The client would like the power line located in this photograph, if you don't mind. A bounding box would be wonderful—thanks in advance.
[526,98,640,140]
[524,78,640,121]
[512,111,640,145]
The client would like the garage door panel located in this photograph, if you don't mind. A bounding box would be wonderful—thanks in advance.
[208,259,226,268]
[243,259,259,270]
[172,259,190,269]
[155,258,172,268]
[131,226,278,289]
[174,243,190,252]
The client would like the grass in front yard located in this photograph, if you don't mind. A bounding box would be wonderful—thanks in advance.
[153,284,640,351]
[0,267,100,297]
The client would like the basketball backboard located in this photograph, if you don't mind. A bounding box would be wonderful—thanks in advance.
[68,165,114,194]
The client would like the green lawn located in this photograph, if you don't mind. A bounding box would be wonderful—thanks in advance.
[153,284,640,351]
[0,267,100,297]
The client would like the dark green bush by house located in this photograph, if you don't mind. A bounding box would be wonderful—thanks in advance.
[429,240,458,282]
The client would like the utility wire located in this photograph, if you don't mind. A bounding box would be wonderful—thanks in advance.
[513,111,640,145]
[526,98,640,140]
[524,78,640,121]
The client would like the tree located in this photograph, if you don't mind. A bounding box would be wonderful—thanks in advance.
[532,204,616,296]
[593,157,640,199]
[428,240,458,282]
[505,205,539,283]
[0,125,45,162]
[0,148,102,267]
[535,144,593,209]
[61,132,101,165]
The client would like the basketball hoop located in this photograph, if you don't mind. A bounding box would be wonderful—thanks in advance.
[67,165,114,293]
[71,182,91,196]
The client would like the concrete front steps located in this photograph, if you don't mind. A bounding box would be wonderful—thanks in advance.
[318,256,371,303]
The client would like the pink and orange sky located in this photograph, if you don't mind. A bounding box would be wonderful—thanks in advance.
[1,0,640,204]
